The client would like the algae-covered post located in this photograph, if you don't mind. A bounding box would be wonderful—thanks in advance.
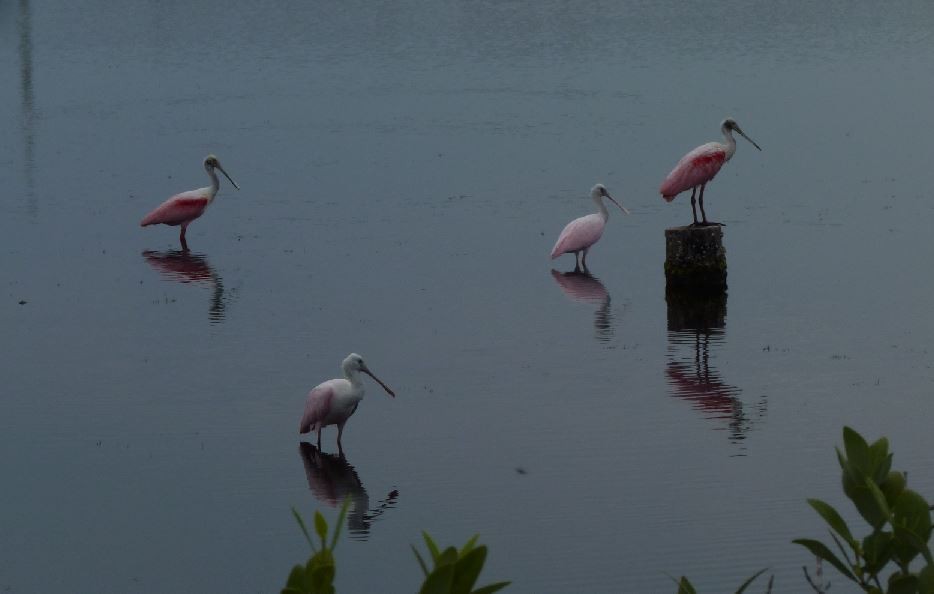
[664,225,727,291]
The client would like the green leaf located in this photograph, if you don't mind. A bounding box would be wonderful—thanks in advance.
[292,508,317,552]
[330,497,350,550]
[917,564,934,593]
[846,475,892,529]
[419,562,456,594]
[412,545,430,577]
[460,534,479,556]
[423,532,441,563]
[734,567,768,593]
[882,471,908,506]
[471,582,510,594]
[894,524,933,566]
[892,489,934,565]
[868,437,891,483]
[888,572,918,594]
[451,545,487,594]
[314,511,328,549]
[862,530,893,575]
[807,499,857,548]
[675,576,697,594]
[438,546,459,567]
[284,565,306,590]
[793,538,857,582]
[843,426,870,472]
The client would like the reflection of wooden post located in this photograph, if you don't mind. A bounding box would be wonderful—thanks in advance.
[664,226,727,291]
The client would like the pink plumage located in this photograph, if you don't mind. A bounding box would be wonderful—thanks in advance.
[299,353,395,454]
[660,143,727,200]
[549,184,628,271]
[140,155,239,248]
[300,382,337,434]
[140,192,210,227]
[659,118,761,226]
[550,214,606,259]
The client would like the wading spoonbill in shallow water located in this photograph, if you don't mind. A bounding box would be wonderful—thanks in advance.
[140,155,239,249]
[660,118,761,226]
[300,353,395,453]
[550,184,629,271]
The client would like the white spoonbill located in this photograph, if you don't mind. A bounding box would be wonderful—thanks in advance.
[660,118,761,226]
[140,155,239,249]
[550,184,629,271]
[300,353,395,453]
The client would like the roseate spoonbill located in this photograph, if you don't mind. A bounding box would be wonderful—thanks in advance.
[140,155,239,249]
[300,353,395,453]
[660,118,761,226]
[550,184,629,271]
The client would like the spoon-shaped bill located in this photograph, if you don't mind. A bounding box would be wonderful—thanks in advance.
[217,164,241,190]
[735,128,762,151]
[362,368,395,397]
[605,192,631,215]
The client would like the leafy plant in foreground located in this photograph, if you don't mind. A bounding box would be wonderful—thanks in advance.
[282,500,349,594]
[793,426,934,593]
[283,500,509,593]
[412,532,510,594]
[671,568,771,593]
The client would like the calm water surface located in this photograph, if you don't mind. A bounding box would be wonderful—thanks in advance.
[3,1,934,592]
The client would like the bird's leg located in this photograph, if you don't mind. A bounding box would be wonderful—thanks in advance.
[179,224,189,251]
[698,184,723,226]
[699,184,709,225]
[316,427,322,449]
[573,252,582,273]
[690,187,699,226]
[581,249,590,272]
[337,423,345,456]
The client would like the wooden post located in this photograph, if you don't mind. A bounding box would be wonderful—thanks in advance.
[664,225,727,291]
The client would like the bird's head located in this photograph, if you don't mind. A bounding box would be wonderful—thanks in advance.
[721,118,762,151]
[203,154,241,189]
[590,183,630,215]
[342,353,395,397]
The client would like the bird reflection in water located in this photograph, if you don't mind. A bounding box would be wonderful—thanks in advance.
[298,443,399,541]
[665,288,765,445]
[550,269,615,342]
[141,249,226,323]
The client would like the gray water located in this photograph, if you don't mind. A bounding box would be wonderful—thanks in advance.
[3,0,934,592]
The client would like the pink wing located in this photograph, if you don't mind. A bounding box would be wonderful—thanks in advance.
[550,213,606,258]
[300,382,335,434]
[140,193,209,227]
[660,143,727,201]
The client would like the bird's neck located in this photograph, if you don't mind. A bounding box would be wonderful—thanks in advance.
[205,168,220,202]
[344,369,365,388]
[722,129,737,162]
[593,196,609,220]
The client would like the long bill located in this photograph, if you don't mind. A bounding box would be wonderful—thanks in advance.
[736,129,762,151]
[605,193,631,215]
[217,164,241,190]
[363,369,396,397]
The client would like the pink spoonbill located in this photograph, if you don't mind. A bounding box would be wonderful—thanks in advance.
[550,183,629,271]
[140,155,239,249]
[300,353,396,453]
[660,118,761,226]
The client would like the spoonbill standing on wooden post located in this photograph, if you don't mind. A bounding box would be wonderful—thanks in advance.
[140,154,239,249]
[550,184,629,272]
[660,118,761,226]
[300,353,395,454]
